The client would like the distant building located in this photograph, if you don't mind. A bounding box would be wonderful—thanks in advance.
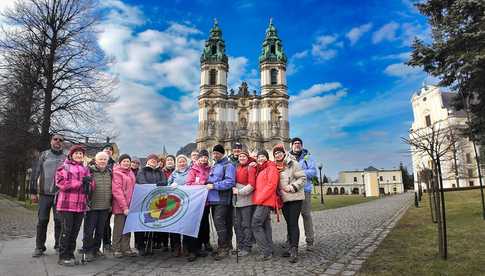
[64,137,119,164]
[326,166,404,196]
[410,85,483,191]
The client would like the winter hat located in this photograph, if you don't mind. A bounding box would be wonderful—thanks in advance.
[68,144,86,158]
[103,144,114,151]
[239,150,250,158]
[176,154,188,163]
[273,143,286,157]
[199,149,209,158]
[257,149,269,160]
[166,155,176,162]
[233,142,243,149]
[146,153,159,161]
[118,154,131,163]
[291,137,303,145]
[213,144,225,155]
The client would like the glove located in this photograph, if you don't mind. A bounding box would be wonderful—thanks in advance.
[82,176,92,195]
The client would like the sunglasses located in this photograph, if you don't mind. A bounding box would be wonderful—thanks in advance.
[52,138,64,142]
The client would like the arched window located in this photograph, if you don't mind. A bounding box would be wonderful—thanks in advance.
[333,187,339,194]
[340,187,346,195]
[270,69,278,85]
[209,69,217,85]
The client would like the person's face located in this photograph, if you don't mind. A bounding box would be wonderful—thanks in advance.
[166,158,175,167]
[198,155,209,165]
[131,161,140,169]
[191,152,199,162]
[50,135,63,150]
[120,158,131,169]
[232,148,241,156]
[238,154,248,165]
[96,155,108,170]
[274,151,285,162]
[257,154,267,164]
[212,151,223,161]
[177,158,187,170]
[72,151,84,163]
[292,141,303,153]
[103,147,113,157]
[147,158,158,168]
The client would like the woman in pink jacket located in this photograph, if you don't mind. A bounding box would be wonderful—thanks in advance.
[111,154,137,258]
[56,145,94,266]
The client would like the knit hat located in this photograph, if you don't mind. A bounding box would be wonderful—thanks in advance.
[103,143,114,151]
[213,144,225,155]
[239,150,250,158]
[273,143,286,157]
[199,149,209,158]
[146,153,158,161]
[68,144,86,158]
[166,155,176,162]
[118,154,131,163]
[257,149,269,160]
[233,142,243,149]
[291,137,303,145]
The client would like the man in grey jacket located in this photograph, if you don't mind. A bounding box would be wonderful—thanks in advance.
[30,134,66,257]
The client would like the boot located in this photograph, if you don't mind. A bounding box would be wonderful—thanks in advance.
[289,247,298,263]
[213,248,229,261]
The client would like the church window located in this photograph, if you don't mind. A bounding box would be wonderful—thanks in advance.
[270,69,278,85]
[425,115,431,127]
[270,44,276,54]
[209,69,217,85]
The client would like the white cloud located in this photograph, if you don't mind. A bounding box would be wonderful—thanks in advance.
[311,35,341,61]
[100,0,145,27]
[287,50,308,75]
[346,23,373,46]
[290,82,346,116]
[372,22,400,44]
[384,63,423,78]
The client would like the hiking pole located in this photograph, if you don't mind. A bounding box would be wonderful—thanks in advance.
[233,193,238,264]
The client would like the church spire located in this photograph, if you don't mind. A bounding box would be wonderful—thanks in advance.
[201,19,228,63]
[259,18,287,63]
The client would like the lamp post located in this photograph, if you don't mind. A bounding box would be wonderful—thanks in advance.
[377,172,381,197]
[361,172,366,197]
[318,164,324,204]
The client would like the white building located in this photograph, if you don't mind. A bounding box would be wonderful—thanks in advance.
[325,166,404,196]
[410,85,483,191]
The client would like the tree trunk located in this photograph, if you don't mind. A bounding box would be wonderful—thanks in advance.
[436,158,448,260]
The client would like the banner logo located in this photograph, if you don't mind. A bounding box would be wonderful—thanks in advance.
[139,188,189,228]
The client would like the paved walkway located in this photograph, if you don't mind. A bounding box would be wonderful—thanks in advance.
[0,193,412,276]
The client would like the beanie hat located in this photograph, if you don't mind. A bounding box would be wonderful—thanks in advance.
[166,155,176,162]
[273,143,286,157]
[103,143,114,151]
[291,137,303,145]
[199,149,209,158]
[233,142,243,149]
[118,154,131,163]
[257,149,269,160]
[239,150,250,158]
[146,153,159,161]
[68,144,86,158]
[213,144,225,155]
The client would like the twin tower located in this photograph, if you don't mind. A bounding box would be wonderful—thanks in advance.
[196,20,290,153]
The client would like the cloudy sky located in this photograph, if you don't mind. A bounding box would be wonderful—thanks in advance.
[1,0,433,178]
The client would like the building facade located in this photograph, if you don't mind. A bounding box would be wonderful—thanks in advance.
[410,85,483,191]
[327,166,404,196]
[196,20,290,153]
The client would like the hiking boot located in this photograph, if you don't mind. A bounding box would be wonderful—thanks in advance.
[213,249,229,261]
[122,250,137,257]
[237,250,250,257]
[281,250,290,258]
[113,251,123,258]
[58,258,76,266]
[103,244,113,253]
[289,247,298,263]
[187,253,197,262]
[256,254,272,262]
[203,243,213,252]
[94,250,105,258]
[306,242,315,252]
[32,248,45,258]
[171,246,182,257]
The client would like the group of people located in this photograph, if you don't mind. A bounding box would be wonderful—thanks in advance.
[29,133,317,266]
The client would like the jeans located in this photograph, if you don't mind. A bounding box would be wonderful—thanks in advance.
[282,200,303,249]
[234,205,254,251]
[211,205,230,249]
[82,209,109,253]
[301,193,314,244]
[58,211,84,260]
[35,194,61,250]
[251,205,273,256]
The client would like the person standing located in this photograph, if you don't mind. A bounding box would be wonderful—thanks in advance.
[252,149,280,261]
[102,144,116,252]
[289,137,317,250]
[162,155,176,179]
[111,154,137,258]
[31,133,66,257]
[56,145,94,266]
[82,151,112,262]
[274,144,306,263]
[226,142,242,251]
[206,145,236,260]
[130,158,141,176]
[189,150,199,168]
[232,150,256,257]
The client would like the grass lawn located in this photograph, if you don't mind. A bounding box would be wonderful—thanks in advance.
[311,193,378,211]
[359,189,485,276]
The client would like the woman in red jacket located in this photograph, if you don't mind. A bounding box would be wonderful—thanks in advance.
[111,154,137,258]
[251,149,280,261]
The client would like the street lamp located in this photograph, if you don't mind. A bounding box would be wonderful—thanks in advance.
[318,164,324,204]
[361,172,366,197]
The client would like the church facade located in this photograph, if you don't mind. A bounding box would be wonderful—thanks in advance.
[196,20,290,153]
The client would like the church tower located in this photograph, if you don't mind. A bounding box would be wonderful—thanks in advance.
[200,19,228,96]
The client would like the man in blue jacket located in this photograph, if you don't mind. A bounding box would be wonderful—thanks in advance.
[206,144,236,260]
[289,137,317,250]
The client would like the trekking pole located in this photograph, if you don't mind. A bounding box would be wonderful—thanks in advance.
[234,193,238,264]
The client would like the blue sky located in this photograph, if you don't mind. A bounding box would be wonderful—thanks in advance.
[1,0,432,178]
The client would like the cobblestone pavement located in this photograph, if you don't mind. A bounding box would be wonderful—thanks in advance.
[0,193,413,276]
[0,195,36,241]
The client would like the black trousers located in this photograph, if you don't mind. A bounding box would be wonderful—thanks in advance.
[59,211,84,260]
[282,200,303,249]
[82,209,109,253]
[103,212,112,246]
[185,206,210,254]
[35,194,61,250]
[200,205,210,245]
[226,204,234,249]
[211,204,230,249]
